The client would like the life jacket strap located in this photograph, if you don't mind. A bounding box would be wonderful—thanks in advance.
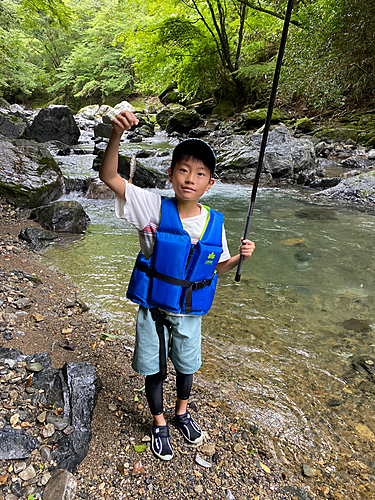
[150,308,172,380]
[135,260,214,294]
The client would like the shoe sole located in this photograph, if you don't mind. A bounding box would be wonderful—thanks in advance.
[151,432,174,461]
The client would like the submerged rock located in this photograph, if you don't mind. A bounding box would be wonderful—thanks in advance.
[18,227,59,251]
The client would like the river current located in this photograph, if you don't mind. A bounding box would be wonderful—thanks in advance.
[43,134,375,473]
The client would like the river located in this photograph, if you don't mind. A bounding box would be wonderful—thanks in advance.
[42,132,375,475]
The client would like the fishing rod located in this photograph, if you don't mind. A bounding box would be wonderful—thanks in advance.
[235,0,295,283]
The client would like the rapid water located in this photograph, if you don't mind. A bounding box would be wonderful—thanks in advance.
[43,135,375,472]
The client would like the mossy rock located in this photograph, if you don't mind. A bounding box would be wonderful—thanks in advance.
[238,107,288,130]
[295,117,314,133]
[314,127,359,143]
[212,101,235,118]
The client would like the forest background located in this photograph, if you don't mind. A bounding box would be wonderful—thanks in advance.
[0,0,374,115]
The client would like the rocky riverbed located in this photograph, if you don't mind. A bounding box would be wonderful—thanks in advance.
[1,202,374,500]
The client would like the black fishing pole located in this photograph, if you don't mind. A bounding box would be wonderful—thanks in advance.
[235,0,295,282]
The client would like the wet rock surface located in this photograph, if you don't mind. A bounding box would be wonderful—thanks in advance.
[29,201,91,233]
[1,200,374,500]
[0,136,64,208]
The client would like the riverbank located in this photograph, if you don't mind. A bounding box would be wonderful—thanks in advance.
[0,199,373,500]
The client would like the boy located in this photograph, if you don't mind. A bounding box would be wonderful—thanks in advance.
[99,111,255,461]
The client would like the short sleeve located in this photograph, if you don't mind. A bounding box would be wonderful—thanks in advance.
[115,181,161,231]
[219,226,231,262]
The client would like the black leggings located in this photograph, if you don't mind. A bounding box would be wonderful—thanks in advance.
[145,370,193,416]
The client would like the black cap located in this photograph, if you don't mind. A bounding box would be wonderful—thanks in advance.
[171,139,216,174]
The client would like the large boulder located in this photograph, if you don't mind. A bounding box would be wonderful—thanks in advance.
[216,125,316,184]
[26,106,80,144]
[19,226,59,251]
[166,109,202,134]
[0,135,64,208]
[0,103,29,139]
[93,151,168,189]
[30,200,90,233]
[313,170,375,205]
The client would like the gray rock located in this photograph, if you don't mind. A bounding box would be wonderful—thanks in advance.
[50,362,102,472]
[302,463,315,477]
[43,469,77,500]
[18,464,36,481]
[46,415,70,431]
[166,109,202,134]
[309,177,341,189]
[30,201,90,233]
[313,171,375,205]
[86,178,114,200]
[0,428,40,460]
[26,106,80,145]
[0,136,64,208]
[340,156,374,169]
[18,227,59,251]
[0,109,29,139]
[216,126,316,184]
[94,122,113,139]
[93,151,167,189]
[63,176,90,195]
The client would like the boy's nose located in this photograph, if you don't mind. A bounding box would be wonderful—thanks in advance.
[186,173,195,183]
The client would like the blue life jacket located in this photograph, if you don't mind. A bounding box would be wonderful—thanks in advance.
[127,197,224,315]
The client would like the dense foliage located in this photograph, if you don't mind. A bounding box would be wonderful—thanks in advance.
[0,0,374,110]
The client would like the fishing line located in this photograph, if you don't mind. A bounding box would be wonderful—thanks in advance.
[235,0,295,282]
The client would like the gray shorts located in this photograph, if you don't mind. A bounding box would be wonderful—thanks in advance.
[132,306,202,376]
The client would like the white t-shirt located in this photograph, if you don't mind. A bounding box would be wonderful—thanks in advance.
[115,181,231,262]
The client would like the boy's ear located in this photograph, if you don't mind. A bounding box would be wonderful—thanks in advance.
[168,167,173,182]
[205,177,215,192]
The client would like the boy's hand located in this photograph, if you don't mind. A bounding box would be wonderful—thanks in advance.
[112,111,139,136]
[239,238,255,261]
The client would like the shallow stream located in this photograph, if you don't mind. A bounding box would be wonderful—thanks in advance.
[43,134,375,473]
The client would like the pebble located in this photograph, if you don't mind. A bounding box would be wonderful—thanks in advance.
[18,465,36,481]
[200,442,216,456]
[26,362,43,372]
[41,423,55,438]
[302,463,315,478]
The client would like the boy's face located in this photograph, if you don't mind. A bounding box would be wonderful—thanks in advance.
[168,158,215,203]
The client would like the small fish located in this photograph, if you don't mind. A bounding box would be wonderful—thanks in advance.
[281,238,305,246]
[128,155,136,184]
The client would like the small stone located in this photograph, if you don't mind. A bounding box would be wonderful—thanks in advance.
[13,462,26,474]
[108,404,117,411]
[234,443,243,453]
[200,442,216,456]
[226,490,235,500]
[63,425,74,435]
[40,472,52,486]
[40,445,52,462]
[9,390,18,400]
[41,423,55,438]
[25,387,35,394]
[43,469,77,500]
[26,362,43,372]
[10,414,20,427]
[46,415,70,430]
[142,435,151,442]
[31,313,44,322]
[19,465,36,481]
[302,463,315,477]
[37,411,47,423]
[194,485,204,494]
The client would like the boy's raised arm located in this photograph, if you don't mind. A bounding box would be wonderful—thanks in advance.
[99,111,139,200]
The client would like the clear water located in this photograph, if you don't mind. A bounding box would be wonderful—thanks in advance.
[45,139,375,471]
